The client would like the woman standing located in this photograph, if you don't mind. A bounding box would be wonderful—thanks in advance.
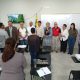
[43,22,52,47]
[68,23,78,55]
[1,38,27,80]
[60,24,69,53]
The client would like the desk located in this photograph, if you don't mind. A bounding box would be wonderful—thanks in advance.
[16,45,27,53]
[30,66,51,80]
[30,52,51,80]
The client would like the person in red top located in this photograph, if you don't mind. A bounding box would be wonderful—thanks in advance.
[52,22,61,52]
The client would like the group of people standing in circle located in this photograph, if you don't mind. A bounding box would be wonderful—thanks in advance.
[0,20,80,80]
[0,20,80,55]
[18,21,79,55]
[46,22,79,55]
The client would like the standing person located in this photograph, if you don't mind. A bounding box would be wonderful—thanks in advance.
[68,23,78,55]
[36,21,44,46]
[60,24,69,53]
[27,21,35,36]
[43,22,52,47]
[5,21,18,42]
[44,22,52,36]
[28,28,40,67]
[78,30,80,54]
[52,22,61,53]
[18,21,28,45]
[1,38,27,80]
[0,23,9,53]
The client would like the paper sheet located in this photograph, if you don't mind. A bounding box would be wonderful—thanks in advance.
[37,67,51,77]
[18,45,27,48]
[75,54,80,61]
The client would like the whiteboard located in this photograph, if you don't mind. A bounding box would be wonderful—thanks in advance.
[41,14,80,30]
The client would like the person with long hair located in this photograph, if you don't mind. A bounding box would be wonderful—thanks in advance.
[68,23,78,55]
[1,38,27,80]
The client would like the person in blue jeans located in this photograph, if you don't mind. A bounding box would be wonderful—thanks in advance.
[28,28,40,67]
[68,23,78,55]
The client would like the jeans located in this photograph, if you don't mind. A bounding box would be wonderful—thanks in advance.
[68,36,76,55]
[30,51,37,66]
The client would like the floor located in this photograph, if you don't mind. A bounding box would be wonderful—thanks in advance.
[0,51,80,80]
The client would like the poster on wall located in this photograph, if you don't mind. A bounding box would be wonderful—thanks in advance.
[8,14,25,23]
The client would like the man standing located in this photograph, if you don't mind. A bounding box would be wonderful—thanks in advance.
[5,21,18,42]
[18,21,28,45]
[27,21,35,36]
[36,21,44,46]
[0,23,8,53]
[52,22,61,53]
[28,28,40,67]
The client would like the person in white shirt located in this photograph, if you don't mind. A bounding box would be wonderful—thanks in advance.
[18,22,28,45]
[60,24,69,53]
[27,21,35,36]
[36,21,44,46]
[0,23,9,53]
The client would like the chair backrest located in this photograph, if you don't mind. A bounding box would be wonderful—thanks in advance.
[69,70,80,80]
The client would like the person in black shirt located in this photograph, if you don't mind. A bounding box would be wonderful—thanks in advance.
[28,28,40,67]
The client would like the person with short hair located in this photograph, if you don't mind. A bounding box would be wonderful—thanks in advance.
[68,23,78,55]
[5,21,18,42]
[44,22,52,36]
[52,22,61,52]
[27,21,35,36]
[60,24,69,53]
[1,38,27,80]
[43,22,52,47]
[36,21,44,46]
[0,22,8,53]
[28,28,40,67]
[18,21,28,45]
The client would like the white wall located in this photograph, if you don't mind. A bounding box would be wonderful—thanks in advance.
[0,0,80,26]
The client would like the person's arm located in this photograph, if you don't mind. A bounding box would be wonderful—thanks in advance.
[59,28,61,40]
[37,36,40,51]
[49,27,52,36]
[24,28,28,39]
[5,31,9,39]
[42,27,44,38]
[78,31,80,44]
[21,54,27,80]
[22,55,27,69]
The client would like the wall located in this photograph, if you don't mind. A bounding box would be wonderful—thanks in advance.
[0,0,80,26]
